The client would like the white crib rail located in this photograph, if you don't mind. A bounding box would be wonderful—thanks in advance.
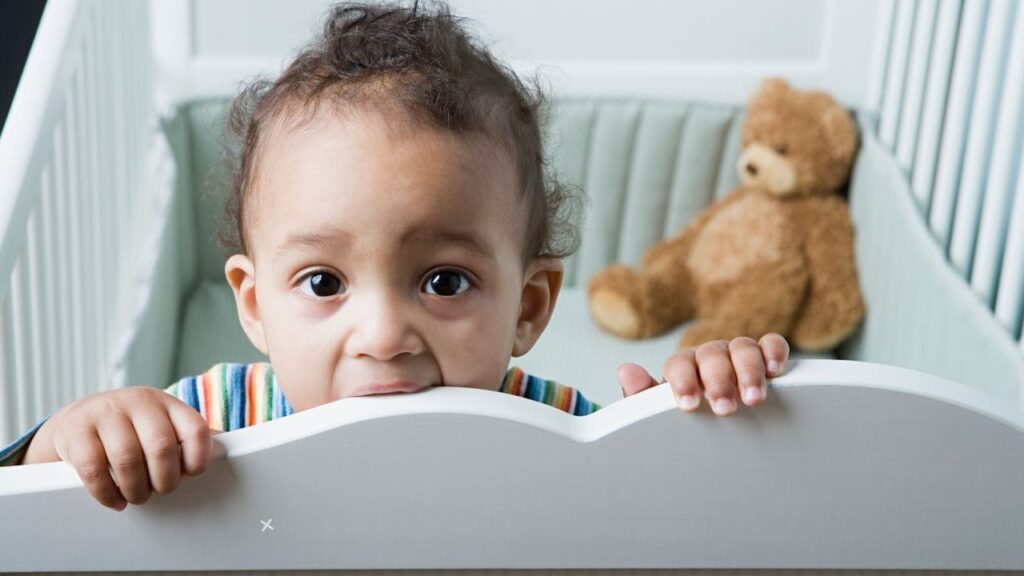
[1,359,1022,573]
[0,0,155,446]
[873,0,1024,347]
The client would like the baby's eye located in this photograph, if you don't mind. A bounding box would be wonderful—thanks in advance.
[299,271,346,298]
[423,269,471,297]
[775,144,789,156]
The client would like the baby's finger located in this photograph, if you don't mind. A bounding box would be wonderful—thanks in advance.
[662,349,701,411]
[728,337,767,406]
[62,427,128,511]
[166,401,213,477]
[759,332,790,377]
[695,340,738,416]
[96,416,152,506]
[131,406,183,496]
[617,363,659,397]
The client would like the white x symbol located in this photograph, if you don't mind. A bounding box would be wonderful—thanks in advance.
[261,518,274,532]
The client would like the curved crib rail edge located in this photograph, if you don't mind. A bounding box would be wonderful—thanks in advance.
[3,358,1021,496]
[1,359,1022,571]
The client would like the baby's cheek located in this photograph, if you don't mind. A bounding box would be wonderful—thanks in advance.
[438,317,509,391]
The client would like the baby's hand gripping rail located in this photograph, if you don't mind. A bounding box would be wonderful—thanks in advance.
[1,358,1022,572]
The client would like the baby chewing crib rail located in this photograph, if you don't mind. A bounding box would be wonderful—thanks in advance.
[0,0,161,447]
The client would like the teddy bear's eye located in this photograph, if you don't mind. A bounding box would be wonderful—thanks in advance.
[775,144,789,156]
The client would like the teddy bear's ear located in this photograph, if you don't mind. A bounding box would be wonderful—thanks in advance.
[753,77,791,101]
[821,106,858,161]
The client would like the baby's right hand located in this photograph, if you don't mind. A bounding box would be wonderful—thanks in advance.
[26,387,214,511]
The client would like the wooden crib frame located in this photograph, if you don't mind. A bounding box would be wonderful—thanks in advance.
[2,0,1024,574]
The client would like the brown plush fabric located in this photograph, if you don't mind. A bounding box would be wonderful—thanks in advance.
[587,78,865,352]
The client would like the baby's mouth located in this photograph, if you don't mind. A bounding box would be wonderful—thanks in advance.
[350,379,435,396]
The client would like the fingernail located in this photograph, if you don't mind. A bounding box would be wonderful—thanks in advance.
[743,387,762,403]
[678,394,699,410]
[713,398,735,415]
[768,360,779,374]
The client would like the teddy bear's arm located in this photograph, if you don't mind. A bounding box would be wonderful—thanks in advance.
[789,196,866,351]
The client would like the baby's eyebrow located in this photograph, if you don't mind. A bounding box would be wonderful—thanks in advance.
[402,228,492,258]
[277,229,351,254]
[276,227,492,258]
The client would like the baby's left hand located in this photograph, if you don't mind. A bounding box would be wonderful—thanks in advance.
[617,333,790,416]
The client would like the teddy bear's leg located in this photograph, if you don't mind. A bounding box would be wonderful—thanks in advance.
[679,259,808,349]
[587,264,696,339]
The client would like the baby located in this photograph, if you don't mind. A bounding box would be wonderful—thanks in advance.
[0,1,790,511]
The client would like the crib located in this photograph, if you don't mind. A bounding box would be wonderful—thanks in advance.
[2,0,1024,573]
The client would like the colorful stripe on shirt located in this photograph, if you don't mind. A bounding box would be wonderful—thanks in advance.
[164,363,295,432]
[499,366,602,416]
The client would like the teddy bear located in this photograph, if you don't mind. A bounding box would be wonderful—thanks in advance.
[586,77,865,352]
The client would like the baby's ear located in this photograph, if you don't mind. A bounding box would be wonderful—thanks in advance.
[225,254,269,355]
[512,257,563,357]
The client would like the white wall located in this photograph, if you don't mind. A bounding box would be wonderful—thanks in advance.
[153,0,888,109]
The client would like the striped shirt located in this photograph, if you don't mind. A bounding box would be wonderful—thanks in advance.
[0,363,601,466]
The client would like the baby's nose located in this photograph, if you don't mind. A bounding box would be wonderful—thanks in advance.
[746,162,759,176]
[346,297,424,360]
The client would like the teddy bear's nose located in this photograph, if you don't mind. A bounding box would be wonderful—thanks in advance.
[746,163,758,176]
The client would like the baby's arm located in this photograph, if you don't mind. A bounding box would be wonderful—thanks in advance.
[617,333,790,416]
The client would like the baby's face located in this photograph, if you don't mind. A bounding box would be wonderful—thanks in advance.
[225,107,562,411]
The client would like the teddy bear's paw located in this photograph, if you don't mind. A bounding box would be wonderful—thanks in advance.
[587,266,648,339]
[790,323,850,352]
[589,287,644,338]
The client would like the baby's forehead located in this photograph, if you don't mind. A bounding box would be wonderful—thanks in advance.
[246,107,529,259]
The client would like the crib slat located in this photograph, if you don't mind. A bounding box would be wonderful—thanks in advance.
[865,0,897,117]
[76,60,95,403]
[0,293,12,443]
[970,1,1024,310]
[9,256,31,437]
[64,68,87,403]
[996,154,1024,342]
[52,119,72,410]
[929,0,989,250]
[879,0,917,149]
[25,203,49,426]
[109,0,128,306]
[895,0,937,177]
[948,0,1013,279]
[128,0,144,241]
[39,168,59,420]
[84,1,108,392]
[910,0,962,211]
[76,3,97,398]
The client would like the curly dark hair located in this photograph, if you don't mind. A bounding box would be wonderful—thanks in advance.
[217,0,583,266]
